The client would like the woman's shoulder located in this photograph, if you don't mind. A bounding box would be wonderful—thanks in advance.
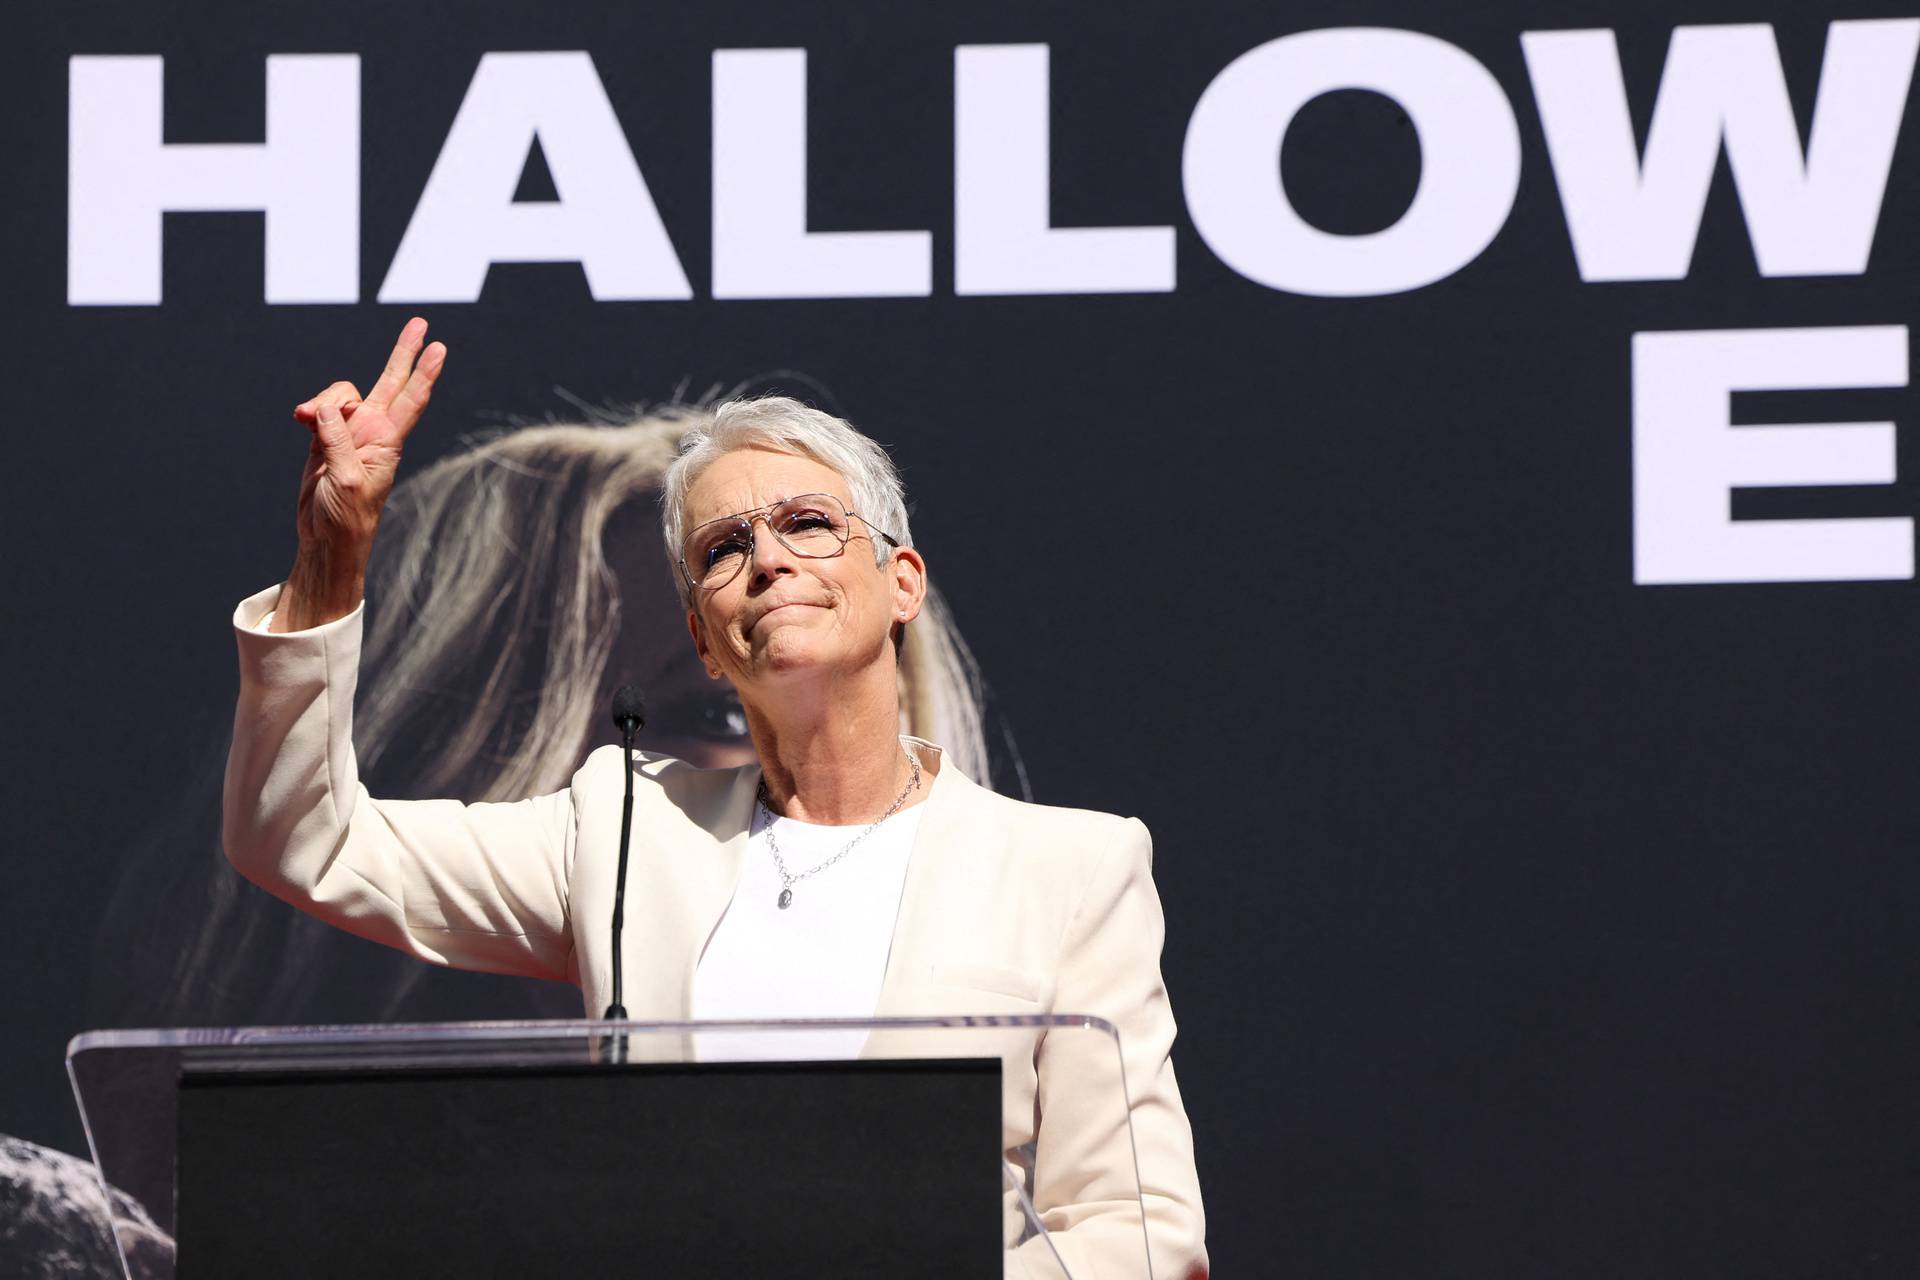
[940,764,1151,862]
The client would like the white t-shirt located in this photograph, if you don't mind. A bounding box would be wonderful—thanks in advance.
[691,800,924,1061]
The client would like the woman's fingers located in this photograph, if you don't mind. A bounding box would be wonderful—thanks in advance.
[295,380,364,425]
[294,318,440,445]
[294,403,361,429]
[364,317,430,412]
[384,341,447,441]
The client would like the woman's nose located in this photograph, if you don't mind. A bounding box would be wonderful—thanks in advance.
[747,517,798,583]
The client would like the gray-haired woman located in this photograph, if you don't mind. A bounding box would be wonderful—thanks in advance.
[98,376,1002,1032]
[224,320,1207,1277]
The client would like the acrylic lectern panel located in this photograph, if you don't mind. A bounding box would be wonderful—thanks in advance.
[68,1016,1146,1280]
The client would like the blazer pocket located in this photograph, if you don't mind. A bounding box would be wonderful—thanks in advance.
[928,961,1046,1005]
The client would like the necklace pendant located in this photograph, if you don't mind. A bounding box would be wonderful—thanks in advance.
[777,888,793,910]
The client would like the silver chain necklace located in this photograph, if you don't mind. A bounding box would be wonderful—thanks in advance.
[757,748,922,910]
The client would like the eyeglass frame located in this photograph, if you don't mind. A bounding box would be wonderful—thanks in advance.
[676,492,903,594]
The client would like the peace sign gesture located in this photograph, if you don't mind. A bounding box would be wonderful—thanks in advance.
[273,317,447,632]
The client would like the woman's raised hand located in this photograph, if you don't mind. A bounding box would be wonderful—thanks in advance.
[272,317,447,632]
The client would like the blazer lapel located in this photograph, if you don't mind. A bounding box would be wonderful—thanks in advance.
[868,751,982,1027]
[632,759,761,1020]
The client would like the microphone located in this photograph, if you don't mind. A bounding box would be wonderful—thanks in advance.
[611,685,647,736]
[603,685,646,1021]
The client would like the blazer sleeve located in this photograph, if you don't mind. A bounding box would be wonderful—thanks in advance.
[1020,818,1209,1279]
[221,585,578,982]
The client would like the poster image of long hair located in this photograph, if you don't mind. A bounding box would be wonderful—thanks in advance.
[90,397,1018,1033]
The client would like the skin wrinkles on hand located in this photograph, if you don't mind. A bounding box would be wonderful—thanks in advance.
[275,317,447,634]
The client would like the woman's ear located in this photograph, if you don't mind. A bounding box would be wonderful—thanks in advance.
[686,609,721,679]
[889,546,928,625]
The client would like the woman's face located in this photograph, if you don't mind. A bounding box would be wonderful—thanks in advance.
[599,497,758,769]
[679,447,925,699]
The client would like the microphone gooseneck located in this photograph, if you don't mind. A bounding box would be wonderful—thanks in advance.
[603,684,646,1021]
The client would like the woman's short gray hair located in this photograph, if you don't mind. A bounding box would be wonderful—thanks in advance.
[660,396,913,603]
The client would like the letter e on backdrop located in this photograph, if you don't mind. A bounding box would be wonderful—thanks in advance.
[1633,326,1911,585]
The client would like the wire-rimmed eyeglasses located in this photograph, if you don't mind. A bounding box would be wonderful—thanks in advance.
[678,493,900,593]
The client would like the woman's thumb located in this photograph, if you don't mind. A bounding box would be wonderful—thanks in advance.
[314,401,356,467]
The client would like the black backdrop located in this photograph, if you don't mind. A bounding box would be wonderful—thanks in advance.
[9,1,1920,1274]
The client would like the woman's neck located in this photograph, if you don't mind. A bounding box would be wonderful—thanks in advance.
[745,667,928,825]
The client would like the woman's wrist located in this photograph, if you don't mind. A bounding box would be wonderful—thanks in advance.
[273,540,370,632]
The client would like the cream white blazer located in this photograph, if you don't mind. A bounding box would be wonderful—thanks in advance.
[223,586,1207,1279]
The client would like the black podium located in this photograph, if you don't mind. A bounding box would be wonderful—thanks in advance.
[68,1016,1144,1278]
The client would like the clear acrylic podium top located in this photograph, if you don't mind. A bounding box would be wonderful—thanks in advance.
[69,1015,1148,1280]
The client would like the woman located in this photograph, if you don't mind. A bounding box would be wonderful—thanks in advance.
[224,320,1207,1276]
[95,399,1004,1031]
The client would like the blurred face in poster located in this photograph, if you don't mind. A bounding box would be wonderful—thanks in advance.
[600,496,756,768]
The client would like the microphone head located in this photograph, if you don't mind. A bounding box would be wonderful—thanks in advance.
[610,685,647,733]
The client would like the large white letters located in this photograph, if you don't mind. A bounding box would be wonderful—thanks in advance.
[68,55,359,305]
[1181,28,1520,297]
[1633,326,1911,585]
[1523,21,1919,281]
[953,45,1173,295]
[711,49,930,299]
[380,52,689,303]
